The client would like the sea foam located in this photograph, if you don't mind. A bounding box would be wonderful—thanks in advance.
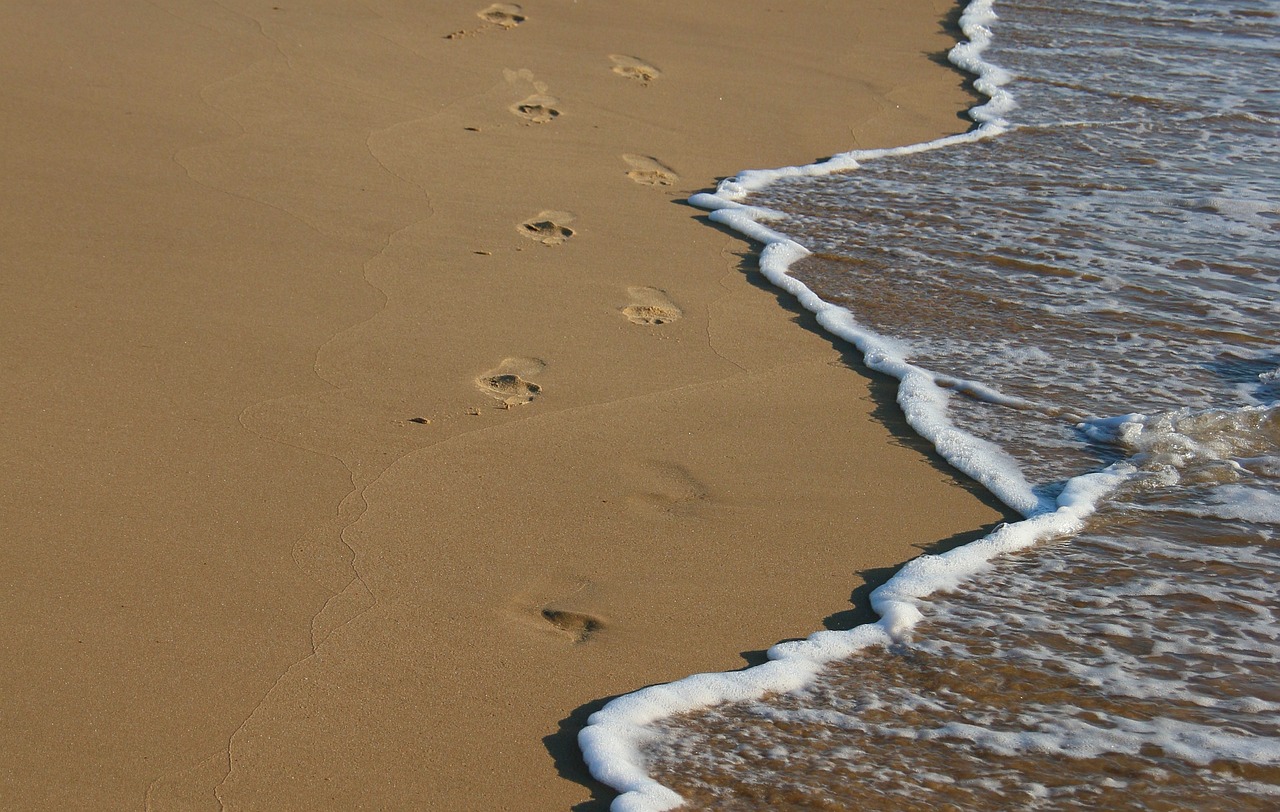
[578,3,1053,808]
[579,0,1280,806]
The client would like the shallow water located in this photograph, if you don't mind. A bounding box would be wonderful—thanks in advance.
[628,0,1280,807]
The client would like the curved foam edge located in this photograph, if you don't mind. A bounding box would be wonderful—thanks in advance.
[709,0,1014,203]
[580,465,1136,812]
[578,2,1084,809]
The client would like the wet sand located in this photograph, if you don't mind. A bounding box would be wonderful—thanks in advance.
[0,1,1004,809]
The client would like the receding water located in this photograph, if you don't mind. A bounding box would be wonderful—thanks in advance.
[629,0,1280,807]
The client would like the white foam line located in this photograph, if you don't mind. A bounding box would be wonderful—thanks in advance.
[580,464,1135,812]
[694,203,1046,516]
[576,2,1107,809]
[708,0,1014,204]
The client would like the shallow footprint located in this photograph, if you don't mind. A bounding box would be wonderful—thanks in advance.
[446,3,525,37]
[621,459,712,519]
[510,97,560,124]
[609,54,662,84]
[518,210,576,245]
[477,356,545,406]
[622,154,678,187]
[503,68,562,124]
[478,3,526,29]
[541,608,604,643]
[621,286,682,325]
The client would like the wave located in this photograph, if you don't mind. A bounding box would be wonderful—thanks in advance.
[575,2,1068,809]
[578,0,1279,806]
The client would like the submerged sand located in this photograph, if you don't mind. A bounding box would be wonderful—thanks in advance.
[0,1,1004,809]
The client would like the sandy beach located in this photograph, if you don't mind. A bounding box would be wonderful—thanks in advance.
[1,1,1007,809]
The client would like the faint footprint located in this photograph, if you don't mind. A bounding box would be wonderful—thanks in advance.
[508,577,603,643]
[478,3,526,28]
[621,286,682,325]
[445,3,526,38]
[541,608,604,643]
[622,154,678,187]
[477,356,545,406]
[518,210,576,245]
[622,459,711,517]
[609,54,661,84]
[504,68,562,124]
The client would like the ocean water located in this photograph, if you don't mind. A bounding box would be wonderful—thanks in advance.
[580,0,1279,809]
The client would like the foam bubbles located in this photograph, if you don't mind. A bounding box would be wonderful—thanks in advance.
[581,0,1280,807]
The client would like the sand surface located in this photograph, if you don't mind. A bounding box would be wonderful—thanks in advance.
[0,1,1006,809]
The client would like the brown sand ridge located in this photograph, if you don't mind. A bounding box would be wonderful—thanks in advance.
[0,1,1006,809]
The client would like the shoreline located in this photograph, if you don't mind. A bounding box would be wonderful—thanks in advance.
[0,2,1007,809]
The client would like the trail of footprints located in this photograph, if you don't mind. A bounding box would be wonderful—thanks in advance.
[515,463,708,644]
[444,8,677,434]
[430,6,699,654]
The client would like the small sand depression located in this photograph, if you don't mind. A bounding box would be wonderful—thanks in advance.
[622,154,678,187]
[503,69,561,123]
[483,374,541,404]
[609,54,662,84]
[518,210,576,245]
[621,459,712,518]
[510,98,560,124]
[541,608,604,643]
[478,3,526,28]
[621,286,682,325]
[476,356,546,406]
[446,3,526,38]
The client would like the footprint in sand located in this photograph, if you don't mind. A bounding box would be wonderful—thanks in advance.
[509,578,605,643]
[622,459,712,518]
[504,68,562,124]
[511,100,559,124]
[518,210,575,245]
[478,3,526,28]
[622,154,679,187]
[609,54,662,85]
[541,608,604,643]
[621,286,682,325]
[444,3,525,39]
[477,356,545,407]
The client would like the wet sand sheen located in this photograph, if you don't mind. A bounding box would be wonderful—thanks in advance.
[0,1,1001,809]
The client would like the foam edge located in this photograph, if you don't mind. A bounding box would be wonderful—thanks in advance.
[578,2,1051,809]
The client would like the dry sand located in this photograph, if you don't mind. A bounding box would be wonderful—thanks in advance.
[0,1,1007,809]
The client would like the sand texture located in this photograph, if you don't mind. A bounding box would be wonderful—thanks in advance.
[0,1,1004,809]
